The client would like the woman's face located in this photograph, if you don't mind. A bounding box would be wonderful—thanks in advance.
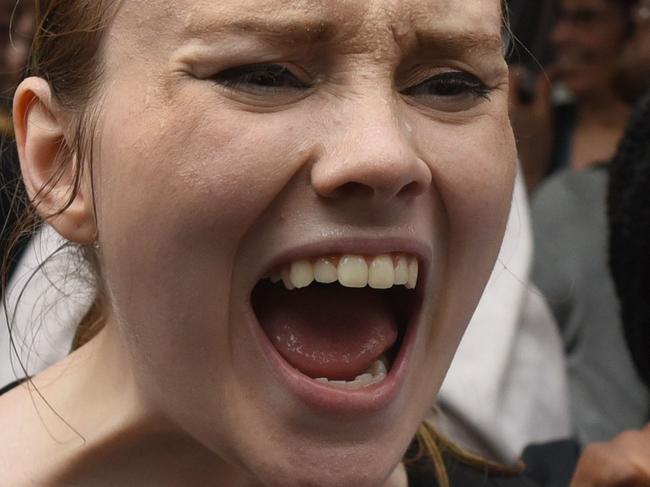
[93,0,514,485]
[552,0,629,99]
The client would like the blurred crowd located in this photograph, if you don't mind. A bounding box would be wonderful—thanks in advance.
[1,0,650,485]
[512,0,650,483]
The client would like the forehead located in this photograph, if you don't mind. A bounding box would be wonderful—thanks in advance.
[112,0,503,48]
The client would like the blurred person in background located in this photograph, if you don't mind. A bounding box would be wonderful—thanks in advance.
[615,0,650,102]
[571,97,650,487]
[0,0,32,97]
[530,0,650,449]
[511,0,636,192]
[570,6,650,484]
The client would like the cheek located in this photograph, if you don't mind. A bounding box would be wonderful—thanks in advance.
[418,114,516,235]
[415,113,516,356]
[91,80,312,352]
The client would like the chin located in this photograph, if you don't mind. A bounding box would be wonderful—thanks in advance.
[247,442,406,487]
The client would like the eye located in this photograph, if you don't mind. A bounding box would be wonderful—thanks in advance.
[212,63,311,94]
[401,71,492,111]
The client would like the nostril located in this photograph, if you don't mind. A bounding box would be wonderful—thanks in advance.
[330,182,375,199]
[326,180,426,200]
[397,181,424,199]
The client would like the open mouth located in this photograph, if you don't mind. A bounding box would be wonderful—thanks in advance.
[251,254,422,392]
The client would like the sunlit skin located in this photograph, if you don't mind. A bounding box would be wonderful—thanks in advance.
[0,1,515,486]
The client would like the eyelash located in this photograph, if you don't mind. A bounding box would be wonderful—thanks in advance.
[402,71,492,101]
[212,63,492,102]
[212,64,311,92]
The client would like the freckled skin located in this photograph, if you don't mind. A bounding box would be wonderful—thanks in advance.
[2,1,515,486]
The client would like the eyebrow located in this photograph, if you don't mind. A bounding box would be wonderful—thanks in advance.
[410,30,505,57]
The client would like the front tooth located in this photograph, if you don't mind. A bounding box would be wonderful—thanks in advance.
[394,255,409,285]
[314,258,338,284]
[290,260,314,288]
[406,258,418,289]
[337,255,368,288]
[281,266,295,290]
[368,255,395,289]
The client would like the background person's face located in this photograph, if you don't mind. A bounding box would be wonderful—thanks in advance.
[0,1,32,95]
[92,0,515,485]
[552,0,629,98]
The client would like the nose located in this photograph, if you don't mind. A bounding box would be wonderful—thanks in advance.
[310,102,432,204]
[551,18,572,46]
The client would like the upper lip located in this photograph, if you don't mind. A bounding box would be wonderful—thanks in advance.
[253,236,432,290]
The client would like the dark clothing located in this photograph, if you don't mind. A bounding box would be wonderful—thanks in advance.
[406,450,539,487]
[0,377,24,395]
[549,104,577,175]
[609,94,650,391]
[522,440,581,487]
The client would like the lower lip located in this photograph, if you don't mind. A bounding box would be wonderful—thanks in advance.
[251,302,422,416]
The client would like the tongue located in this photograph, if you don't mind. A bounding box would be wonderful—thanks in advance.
[254,283,398,380]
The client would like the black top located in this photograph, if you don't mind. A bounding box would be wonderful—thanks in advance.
[0,379,539,486]
[405,447,539,487]
[609,93,650,390]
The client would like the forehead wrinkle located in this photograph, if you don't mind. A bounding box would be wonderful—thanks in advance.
[114,0,505,65]
[355,0,504,57]
[183,16,339,44]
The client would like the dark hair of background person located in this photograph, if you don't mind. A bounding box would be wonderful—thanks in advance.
[0,0,34,286]
[608,94,650,390]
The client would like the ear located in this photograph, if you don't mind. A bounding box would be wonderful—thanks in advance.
[13,77,96,245]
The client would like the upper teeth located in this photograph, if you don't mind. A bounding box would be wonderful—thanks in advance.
[268,254,419,290]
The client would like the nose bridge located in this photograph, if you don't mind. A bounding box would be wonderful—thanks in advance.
[552,17,574,45]
[311,92,431,202]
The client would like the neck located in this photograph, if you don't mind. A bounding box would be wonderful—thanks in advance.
[576,91,630,128]
[0,323,258,486]
[0,322,410,486]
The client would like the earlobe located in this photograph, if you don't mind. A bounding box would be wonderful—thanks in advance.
[13,77,96,245]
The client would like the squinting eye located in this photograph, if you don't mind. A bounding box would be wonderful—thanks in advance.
[212,64,311,93]
[402,71,492,106]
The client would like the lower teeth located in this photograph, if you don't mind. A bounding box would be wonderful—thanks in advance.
[314,355,388,390]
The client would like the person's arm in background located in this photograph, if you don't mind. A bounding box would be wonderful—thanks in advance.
[570,424,650,487]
